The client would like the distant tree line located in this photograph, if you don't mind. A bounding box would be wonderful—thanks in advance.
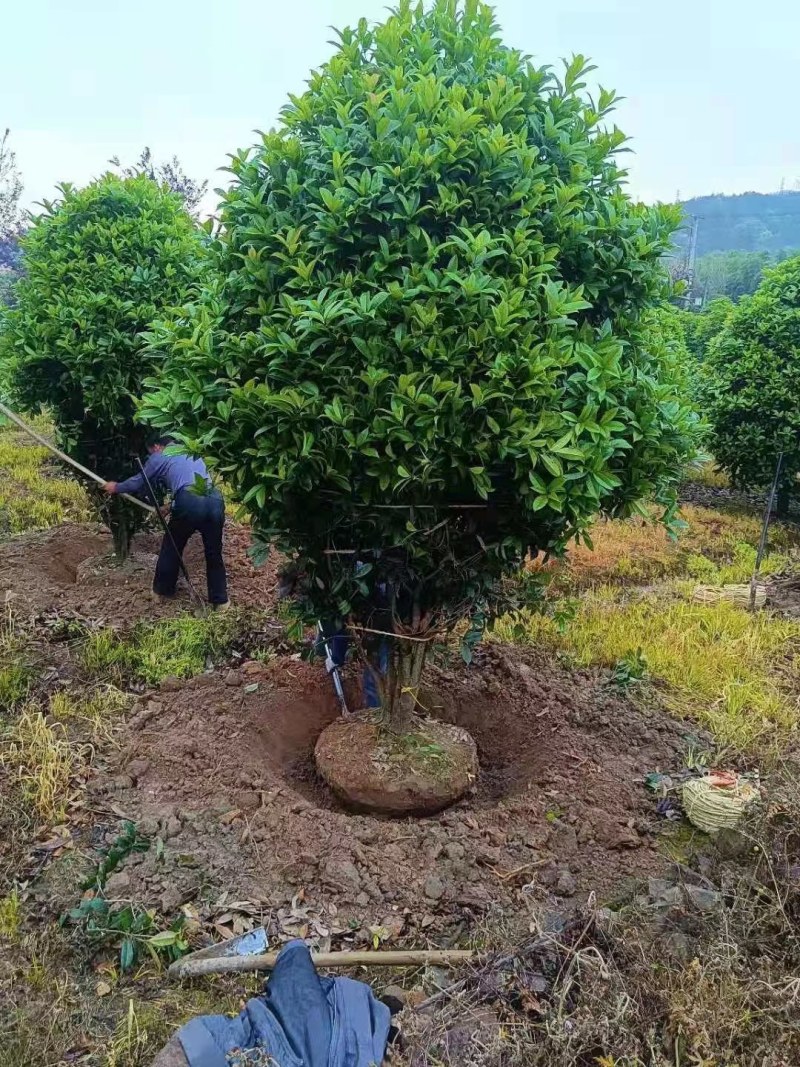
[695,247,800,302]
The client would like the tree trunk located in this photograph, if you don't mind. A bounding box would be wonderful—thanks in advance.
[111,512,133,561]
[381,638,428,734]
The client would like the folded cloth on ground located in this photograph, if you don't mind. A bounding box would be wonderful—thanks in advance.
[176,940,391,1067]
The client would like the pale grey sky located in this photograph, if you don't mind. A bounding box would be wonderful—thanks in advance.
[4,0,799,212]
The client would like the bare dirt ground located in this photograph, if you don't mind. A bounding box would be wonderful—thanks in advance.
[0,520,282,624]
[0,513,694,953]
[4,493,799,1066]
[82,642,692,955]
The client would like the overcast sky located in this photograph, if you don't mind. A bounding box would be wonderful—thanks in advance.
[4,0,799,214]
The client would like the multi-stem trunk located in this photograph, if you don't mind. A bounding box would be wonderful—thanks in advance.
[372,636,428,734]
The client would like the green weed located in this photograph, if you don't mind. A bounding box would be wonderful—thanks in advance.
[81,611,239,686]
[0,888,21,939]
[63,896,188,973]
[0,664,32,712]
[82,821,151,894]
[611,648,648,690]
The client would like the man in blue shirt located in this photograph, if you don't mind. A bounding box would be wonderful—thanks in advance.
[103,436,229,609]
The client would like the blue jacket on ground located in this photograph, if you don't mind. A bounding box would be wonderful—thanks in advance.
[177,940,391,1067]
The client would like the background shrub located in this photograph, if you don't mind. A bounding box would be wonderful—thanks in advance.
[0,175,207,556]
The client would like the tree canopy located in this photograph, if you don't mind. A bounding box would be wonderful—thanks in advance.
[142,0,697,721]
[110,147,208,217]
[702,255,800,503]
[693,248,799,303]
[0,175,207,555]
[680,297,734,361]
[0,129,23,241]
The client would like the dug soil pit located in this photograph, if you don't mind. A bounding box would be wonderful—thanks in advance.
[0,521,281,624]
[92,643,697,947]
[315,718,478,815]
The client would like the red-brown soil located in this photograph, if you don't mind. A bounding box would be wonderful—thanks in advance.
[315,718,479,815]
[1,520,696,953]
[0,520,280,624]
[86,642,692,950]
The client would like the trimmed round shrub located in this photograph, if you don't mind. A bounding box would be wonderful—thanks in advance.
[143,0,697,726]
[0,175,207,556]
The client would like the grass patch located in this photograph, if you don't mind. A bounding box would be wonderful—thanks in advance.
[493,588,800,749]
[0,663,32,712]
[0,705,75,821]
[49,686,130,743]
[684,458,731,488]
[81,611,240,686]
[0,888,21,939]
[539,502,800,591]
[0,607,34,714]
[0,422,90,534]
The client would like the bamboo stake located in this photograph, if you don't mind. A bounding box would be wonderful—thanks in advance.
[0,400,154,514]
[750,451,783,611]
[169,948,474,980]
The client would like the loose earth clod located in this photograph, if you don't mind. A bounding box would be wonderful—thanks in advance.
[315,716,479,816]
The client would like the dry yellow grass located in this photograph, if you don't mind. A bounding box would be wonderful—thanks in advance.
[535,503,800,590]
[1,705,75,821]
[49,687,129,742]
[494,587,800,750]
[685,459,731,489]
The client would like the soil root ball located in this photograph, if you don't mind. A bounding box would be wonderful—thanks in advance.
[315,717,478,816]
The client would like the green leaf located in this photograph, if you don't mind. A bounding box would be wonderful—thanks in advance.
[120,937,136,972]
[147,930,180,948]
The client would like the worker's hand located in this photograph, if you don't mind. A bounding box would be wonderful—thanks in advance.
[102,481,117,495]
[158,504,171,520]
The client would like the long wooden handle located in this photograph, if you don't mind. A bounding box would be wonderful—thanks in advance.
[169,948,474,980]
[0,400,154,513]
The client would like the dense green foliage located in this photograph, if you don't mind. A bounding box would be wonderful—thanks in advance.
[680,297,734,361]
[675,191,800,256]
[143,0,697,719]
[702,255,800,504]
[0,175,206,554]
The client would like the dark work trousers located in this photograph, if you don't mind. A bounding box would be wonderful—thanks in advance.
[153,487,228,604]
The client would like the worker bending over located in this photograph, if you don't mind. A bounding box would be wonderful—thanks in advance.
[103,436,229,609]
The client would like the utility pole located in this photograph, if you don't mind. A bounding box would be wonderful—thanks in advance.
[682,214,701,309]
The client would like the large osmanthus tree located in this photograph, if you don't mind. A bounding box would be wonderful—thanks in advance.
[142,0,697,736]
[0,175,208,557]
[702,255,800,513]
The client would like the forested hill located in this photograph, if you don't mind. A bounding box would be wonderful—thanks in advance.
[673,191,800,256]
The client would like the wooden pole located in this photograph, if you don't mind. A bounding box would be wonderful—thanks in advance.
[750,451,784,611]
[169,948,474,980]
[0,400,154,514]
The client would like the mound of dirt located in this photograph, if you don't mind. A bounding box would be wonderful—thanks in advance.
[91,644,693,945]
[315,718,478,815]
[0,521,281,625]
